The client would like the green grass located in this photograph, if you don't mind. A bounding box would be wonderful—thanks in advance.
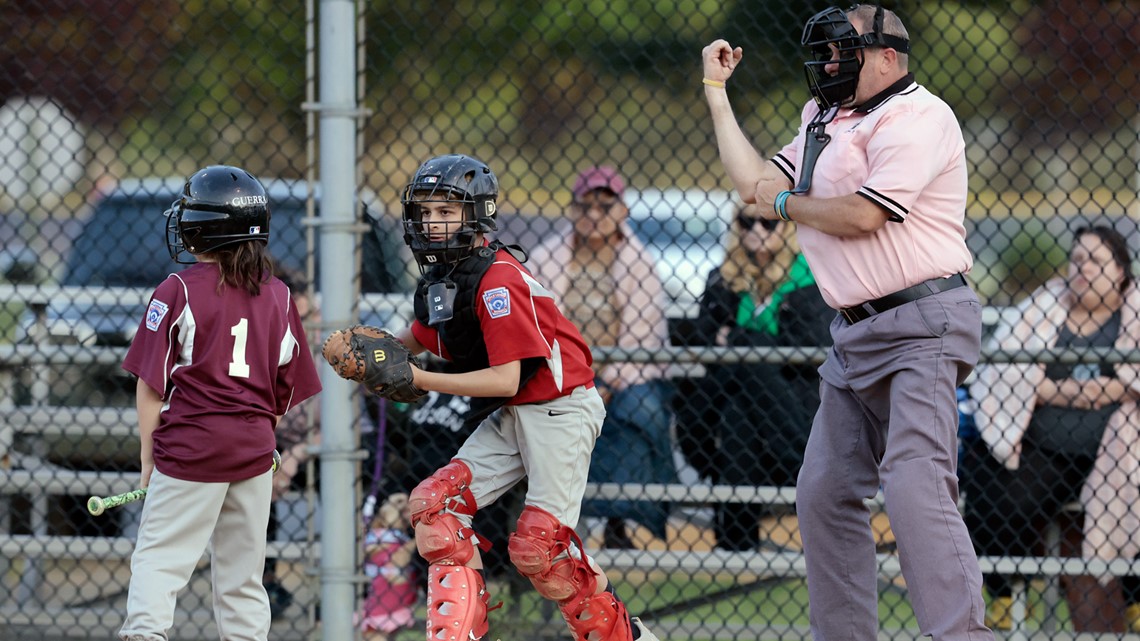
[389,575,916,640]
[0,300,22,343]
[622,576,916,630]
[389,573,1074,640]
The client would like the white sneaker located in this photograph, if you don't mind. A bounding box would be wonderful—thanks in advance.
[632,617,661,641]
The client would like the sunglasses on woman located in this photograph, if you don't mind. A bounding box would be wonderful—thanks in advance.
[736,214,781,232]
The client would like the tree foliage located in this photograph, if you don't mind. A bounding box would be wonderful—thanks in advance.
[1002,0,1140,140]
[0,0,182,124]
[3,0,1136,188]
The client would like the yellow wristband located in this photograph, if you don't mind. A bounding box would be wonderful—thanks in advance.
[702,78,726,88]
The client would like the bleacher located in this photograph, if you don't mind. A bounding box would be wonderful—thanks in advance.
[1,284,1135,640]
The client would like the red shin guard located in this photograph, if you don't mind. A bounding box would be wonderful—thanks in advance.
[561,590,635,641]
[426,565,489,641]
[508,505,635,641]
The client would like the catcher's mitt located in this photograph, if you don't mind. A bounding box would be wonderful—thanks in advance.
[321,325,426,403]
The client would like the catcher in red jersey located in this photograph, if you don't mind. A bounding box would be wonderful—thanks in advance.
[366,154,658,641]
[118,165,322,641]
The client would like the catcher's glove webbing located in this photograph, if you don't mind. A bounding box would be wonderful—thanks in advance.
[322,325,427,403]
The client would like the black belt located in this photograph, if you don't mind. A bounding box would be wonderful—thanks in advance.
[839,273,967,324]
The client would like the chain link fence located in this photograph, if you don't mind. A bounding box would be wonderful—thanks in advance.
[1,1,1139,639]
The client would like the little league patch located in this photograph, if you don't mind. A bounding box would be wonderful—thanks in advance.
[482,287,511,318]
[145,299,170,331]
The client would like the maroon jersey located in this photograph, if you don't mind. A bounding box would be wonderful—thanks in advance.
[122,262,322,482]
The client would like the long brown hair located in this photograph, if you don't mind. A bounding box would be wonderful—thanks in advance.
[1073,225,1133,293]
[210,240,273,296]
[719,210,800,303]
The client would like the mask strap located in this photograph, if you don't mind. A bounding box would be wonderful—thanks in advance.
[856,4,910,53]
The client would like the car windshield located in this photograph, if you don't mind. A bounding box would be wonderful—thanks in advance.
[63,187,411,293]
[625,189,732,250]
[63,192,180,288]
[624,189,733,303]
[627,214,725,250]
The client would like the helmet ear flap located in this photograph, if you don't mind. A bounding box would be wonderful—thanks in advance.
[165,200,185,262]
[475,199,498,232]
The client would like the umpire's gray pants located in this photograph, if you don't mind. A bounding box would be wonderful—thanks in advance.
[797,286,994,641]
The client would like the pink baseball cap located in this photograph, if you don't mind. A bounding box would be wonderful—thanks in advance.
[572,166,625,200]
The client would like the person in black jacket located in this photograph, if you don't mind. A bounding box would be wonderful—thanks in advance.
[686,203,833,551]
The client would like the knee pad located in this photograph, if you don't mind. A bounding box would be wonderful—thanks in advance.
[508,505,597,603]
[410,459,476,526]
[411,460,482,565]
[415,512,477,566]
[426,564,489,641]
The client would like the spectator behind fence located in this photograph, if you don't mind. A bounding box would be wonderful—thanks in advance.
[685,204,831,551]
[118,165,322,641]
[966,225,1140,632]
[355,492,419,641]
[262,264,322,618]
[527,165,677,550]
[703,5,993,640]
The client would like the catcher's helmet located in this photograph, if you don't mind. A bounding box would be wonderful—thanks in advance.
[165,165,270,264]
[801,5,910,109]
[401,154,498,268]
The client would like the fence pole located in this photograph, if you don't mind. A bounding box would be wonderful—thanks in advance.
[316,0,361,637]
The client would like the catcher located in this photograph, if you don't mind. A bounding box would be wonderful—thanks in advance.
[322,154,658,641]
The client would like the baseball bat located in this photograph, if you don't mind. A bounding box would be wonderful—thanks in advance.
[88,449,283,516]
[87,488,147,516]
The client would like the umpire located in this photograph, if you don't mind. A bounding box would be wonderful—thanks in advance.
[702,5,993,641]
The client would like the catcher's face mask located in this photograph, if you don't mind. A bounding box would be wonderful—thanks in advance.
[801,5,910,110]
[401,154,499,270]
[403,192,482,269]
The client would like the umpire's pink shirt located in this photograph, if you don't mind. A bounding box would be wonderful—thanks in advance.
[772,77,972,309]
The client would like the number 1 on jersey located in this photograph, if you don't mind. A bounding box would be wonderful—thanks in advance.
[229,318,250,378]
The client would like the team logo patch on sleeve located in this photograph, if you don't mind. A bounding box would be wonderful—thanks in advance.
[145,299,170,331]
[482,287,511,318]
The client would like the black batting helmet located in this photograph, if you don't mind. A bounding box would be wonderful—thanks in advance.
[165,165,271,264]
